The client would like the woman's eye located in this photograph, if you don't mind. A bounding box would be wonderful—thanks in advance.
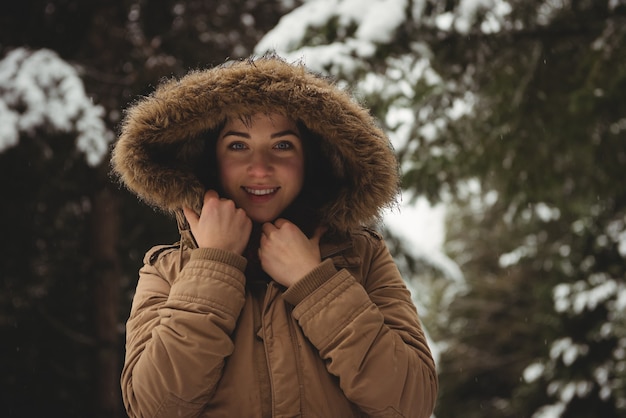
[228,142,247,150]
[274,141,292,150]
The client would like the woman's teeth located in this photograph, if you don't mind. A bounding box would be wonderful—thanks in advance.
[244,187,278,196]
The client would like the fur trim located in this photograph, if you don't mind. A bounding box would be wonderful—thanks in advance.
[111,55,400,232]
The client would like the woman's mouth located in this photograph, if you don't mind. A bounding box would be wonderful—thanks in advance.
[243,186,279,196]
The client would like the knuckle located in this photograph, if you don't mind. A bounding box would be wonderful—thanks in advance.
[224,199,236,210]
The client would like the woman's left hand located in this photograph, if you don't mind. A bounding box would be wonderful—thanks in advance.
[259,219,326,287]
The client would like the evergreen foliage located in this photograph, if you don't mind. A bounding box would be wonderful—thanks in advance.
[256,0,626,416]
[0,1,298,416]
[1,0,625,417]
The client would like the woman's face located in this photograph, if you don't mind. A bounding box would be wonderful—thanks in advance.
[216,113,305,223]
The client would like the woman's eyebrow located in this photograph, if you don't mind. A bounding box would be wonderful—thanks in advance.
[220,129,300,139]
[220,130,250,139]
[271,129,300,139]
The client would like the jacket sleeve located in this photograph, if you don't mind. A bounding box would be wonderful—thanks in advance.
[283,233,438,418]
[121,246,247,418]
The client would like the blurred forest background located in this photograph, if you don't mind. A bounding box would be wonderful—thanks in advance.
[1,1,624,417]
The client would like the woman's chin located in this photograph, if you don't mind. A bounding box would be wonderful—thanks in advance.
[248,213,279,225]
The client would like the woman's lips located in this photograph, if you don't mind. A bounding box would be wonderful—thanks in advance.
[243,186,279,196]
[242,186,280,202]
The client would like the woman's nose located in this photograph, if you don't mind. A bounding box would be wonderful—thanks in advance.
[247,151,272,177]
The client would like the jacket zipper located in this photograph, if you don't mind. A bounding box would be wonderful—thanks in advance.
[263,282,308,417]
[262,284,278,416]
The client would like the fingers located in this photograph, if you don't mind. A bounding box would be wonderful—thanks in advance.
[182,190,252,253]
[182,206,199,227]
[261,221,278,236]
[184,190,219,218]
[272,218,289,228]
[311,225,328,245]
[258,220,325,287]
[266,219,327,242]
[203,189,219,202]
[184,190,218,227]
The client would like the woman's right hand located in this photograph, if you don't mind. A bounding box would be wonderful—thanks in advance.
[183,190,252,255]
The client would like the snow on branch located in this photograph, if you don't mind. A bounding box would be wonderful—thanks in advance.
[0,48,113,166]
[255,0,411,74]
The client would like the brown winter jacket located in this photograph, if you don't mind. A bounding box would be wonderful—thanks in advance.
[112,55,438,417]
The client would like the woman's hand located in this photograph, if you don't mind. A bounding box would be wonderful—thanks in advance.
[183,190,252,255]
[259,219,326,287]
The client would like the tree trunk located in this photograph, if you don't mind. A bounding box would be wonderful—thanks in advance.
[90,185,122,418]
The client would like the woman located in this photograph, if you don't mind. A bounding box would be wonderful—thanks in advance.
[112,55,438,418]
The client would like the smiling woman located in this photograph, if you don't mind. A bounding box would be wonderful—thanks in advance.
[215,113,305,224]
[111,55,438,418]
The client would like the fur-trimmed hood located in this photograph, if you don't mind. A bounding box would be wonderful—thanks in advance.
[111,55,399,233]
